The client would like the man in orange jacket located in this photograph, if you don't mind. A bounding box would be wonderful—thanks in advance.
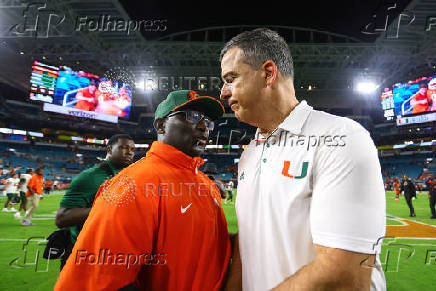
[21,167,44,226]
[55,90,231,291]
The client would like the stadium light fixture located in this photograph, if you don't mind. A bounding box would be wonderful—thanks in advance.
[355,81,378,94]
[135,81,144,90]
[145,79,157,91]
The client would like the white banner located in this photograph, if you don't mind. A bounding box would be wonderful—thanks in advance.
[43,103,118,123]
[396,112,436,126]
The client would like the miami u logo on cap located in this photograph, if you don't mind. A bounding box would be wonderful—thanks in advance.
[188,90,199,100]
[282,161,309,179]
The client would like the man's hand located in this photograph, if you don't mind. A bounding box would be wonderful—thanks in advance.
[273,244,374,291]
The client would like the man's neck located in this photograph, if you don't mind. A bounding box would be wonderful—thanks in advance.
[259,99,300,137]
[106,159,122,170]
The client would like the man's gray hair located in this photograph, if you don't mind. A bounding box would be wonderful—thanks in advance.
[220,28,294,79]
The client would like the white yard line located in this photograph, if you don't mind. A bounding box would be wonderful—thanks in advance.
[0,238,47,242]
[386,214,436,228]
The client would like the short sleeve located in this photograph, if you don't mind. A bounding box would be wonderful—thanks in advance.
[310,127,386,254]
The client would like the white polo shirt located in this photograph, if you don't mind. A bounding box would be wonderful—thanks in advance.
[236,100,386,291]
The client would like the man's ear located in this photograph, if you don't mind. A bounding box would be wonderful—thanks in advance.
[262,60,278,86]
[106,145,112,155]
[154,118,166,134]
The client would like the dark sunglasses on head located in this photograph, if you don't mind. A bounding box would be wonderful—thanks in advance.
[167,110,214,130]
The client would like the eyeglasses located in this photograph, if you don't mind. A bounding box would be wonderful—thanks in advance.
[167,110,214,130]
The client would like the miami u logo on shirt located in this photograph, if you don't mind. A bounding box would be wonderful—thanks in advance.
[282,161,309,179]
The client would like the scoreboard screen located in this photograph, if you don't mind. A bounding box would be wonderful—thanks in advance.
[380,75,436,125]
[30,61,59,103]
[29,61,133,119]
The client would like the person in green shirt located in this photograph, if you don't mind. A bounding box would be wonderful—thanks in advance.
[55,134,135,269]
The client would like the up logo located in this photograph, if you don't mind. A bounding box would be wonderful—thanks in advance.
[281,161,309,179]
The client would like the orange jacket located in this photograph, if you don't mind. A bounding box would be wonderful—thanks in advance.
[26,174,44,197]
[55,141,231,291]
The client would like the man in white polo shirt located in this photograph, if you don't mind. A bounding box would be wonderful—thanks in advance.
[220,28,386,291]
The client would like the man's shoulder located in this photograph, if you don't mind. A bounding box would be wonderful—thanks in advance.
[116,156,163,183]
[78,163,111,178]
[306,109,369,136]
[68,165,102,186]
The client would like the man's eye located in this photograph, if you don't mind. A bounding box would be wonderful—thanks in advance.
[225,77,234,83]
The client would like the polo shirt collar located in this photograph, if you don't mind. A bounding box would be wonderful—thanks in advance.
[254,100,312,139]
[148,141,205,173]
[278,100,312,135]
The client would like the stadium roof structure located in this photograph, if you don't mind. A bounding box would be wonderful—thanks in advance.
[374,0,436,86]
[0,0,435,114]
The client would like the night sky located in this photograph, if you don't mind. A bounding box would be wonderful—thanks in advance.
[121,0,412,42]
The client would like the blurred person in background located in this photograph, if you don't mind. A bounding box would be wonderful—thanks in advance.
[203,162,227,199]
[426,176,436,219]
[55,134,135,270]
[393,178,401,202]
[225,179,234,204]
[44,179,53,195]
[2,173,20,212]
[21,167,44,226]
[401,175,417,217]
[14,168,33,219]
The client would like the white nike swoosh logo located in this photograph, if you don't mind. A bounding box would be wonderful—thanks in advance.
[180,203,192,214]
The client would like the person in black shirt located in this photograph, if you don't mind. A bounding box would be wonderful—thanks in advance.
[401,175,416,217]
[203,163,226,199]
[426,177,436,219]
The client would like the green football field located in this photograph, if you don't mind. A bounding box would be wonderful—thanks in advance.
[0,190,435,290]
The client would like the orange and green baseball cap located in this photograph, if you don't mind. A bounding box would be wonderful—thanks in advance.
[154,90,225,121]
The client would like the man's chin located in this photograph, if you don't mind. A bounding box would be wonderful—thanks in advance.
[234,109,243,121]
[234,110,250,124]
[189,145,206,157]
[120,160,133,168]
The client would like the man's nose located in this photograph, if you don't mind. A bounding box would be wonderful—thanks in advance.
[196,120,209,134]
[220,83,231,101]
[127,148,135,157]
